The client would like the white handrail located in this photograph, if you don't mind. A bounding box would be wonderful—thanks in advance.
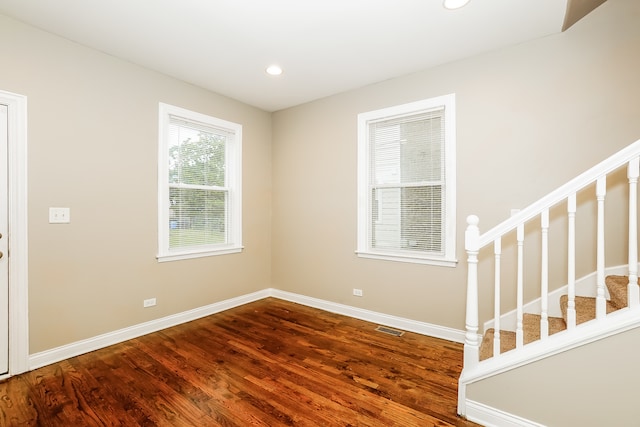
[460,139,640,418]
[462,139,640,372]
[477,139,640,249]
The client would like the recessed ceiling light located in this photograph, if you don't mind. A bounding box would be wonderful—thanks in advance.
[266,65,283,76]
[443,0,470,10]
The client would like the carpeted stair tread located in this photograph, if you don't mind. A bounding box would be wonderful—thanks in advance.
[559,295,619,325]
[605,275,640,309]
[478,314,566,361]
[479,329,516,361]
[479,275,630,362]
[523,313,567,340]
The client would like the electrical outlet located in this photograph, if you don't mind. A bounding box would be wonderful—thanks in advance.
[143,298,157,308]
[353,288,363,297]
[49,207,71,223]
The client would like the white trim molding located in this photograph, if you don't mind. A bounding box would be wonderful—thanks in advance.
[0,89,29,378]
[356,94,457,267]
[28,288,466,371]
[157,102,243,262]
[29,289,270,370]
[269,289,465,343]
[465,400,546,427]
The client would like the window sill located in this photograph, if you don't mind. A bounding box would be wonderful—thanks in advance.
[355,250,457,267]
[157,245,244,263]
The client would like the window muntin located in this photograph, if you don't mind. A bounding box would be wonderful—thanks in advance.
[158,104,242,262]
[357,95,456,266]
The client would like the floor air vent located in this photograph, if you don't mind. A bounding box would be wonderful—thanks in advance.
[375,326,404,337]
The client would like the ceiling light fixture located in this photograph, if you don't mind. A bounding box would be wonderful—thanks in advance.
[266,65,283,76]
[443,0,470,10]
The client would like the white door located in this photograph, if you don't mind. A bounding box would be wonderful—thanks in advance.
[0,104,8,374]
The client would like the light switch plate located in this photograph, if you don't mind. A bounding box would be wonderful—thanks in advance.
[49,207,70,223]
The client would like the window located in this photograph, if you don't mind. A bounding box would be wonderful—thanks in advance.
[158,103,242,262]
[357,94,456,266]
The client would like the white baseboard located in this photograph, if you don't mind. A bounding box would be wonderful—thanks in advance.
[269,288,465,343]
[465,400,546,427]
[29,289,270,370]
[29,288,465,371]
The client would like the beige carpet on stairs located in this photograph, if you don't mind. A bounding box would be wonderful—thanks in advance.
[605,275,640,309]
[479,275,639,361]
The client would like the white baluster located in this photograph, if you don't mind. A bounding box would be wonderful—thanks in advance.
[628,158,639,308]
[596,177,606,319]
[493,238,501,357]
[566,194,577,329]
[540,209,549,339]
[464,215,480,369]
[516,223,524,348]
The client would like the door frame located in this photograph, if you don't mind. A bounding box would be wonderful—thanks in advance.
[0,90,28,377]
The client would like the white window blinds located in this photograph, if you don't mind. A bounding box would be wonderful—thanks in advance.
[369,109,445,254]
[357,94,456,266]
[168,117,230,249]
[158,103,242,262]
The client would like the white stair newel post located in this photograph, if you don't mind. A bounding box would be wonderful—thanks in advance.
[596,177,607,319]
[493,238,502,357]
[628,157,639,308]
[540,209,549,339]
[566,194,577,329]
[464,215,480,369]
[516,223,525,348]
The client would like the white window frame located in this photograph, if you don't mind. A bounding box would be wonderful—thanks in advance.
[157,103,242,262]
[356,94,457,267]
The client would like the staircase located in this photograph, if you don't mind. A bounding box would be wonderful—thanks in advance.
[457,139,640,423]
[479,275,637,360]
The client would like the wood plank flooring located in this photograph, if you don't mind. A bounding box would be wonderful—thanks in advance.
[0,298,480,426]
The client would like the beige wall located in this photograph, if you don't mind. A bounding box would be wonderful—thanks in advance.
[0,15,272,353]
[271,0,640,330]
[467,327,640,426]
[1,0,639,378]
[271,1,640,424]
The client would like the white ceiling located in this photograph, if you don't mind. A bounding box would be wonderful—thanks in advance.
[0,0,569,112]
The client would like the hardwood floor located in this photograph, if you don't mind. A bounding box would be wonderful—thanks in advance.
[0,298,480,426]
